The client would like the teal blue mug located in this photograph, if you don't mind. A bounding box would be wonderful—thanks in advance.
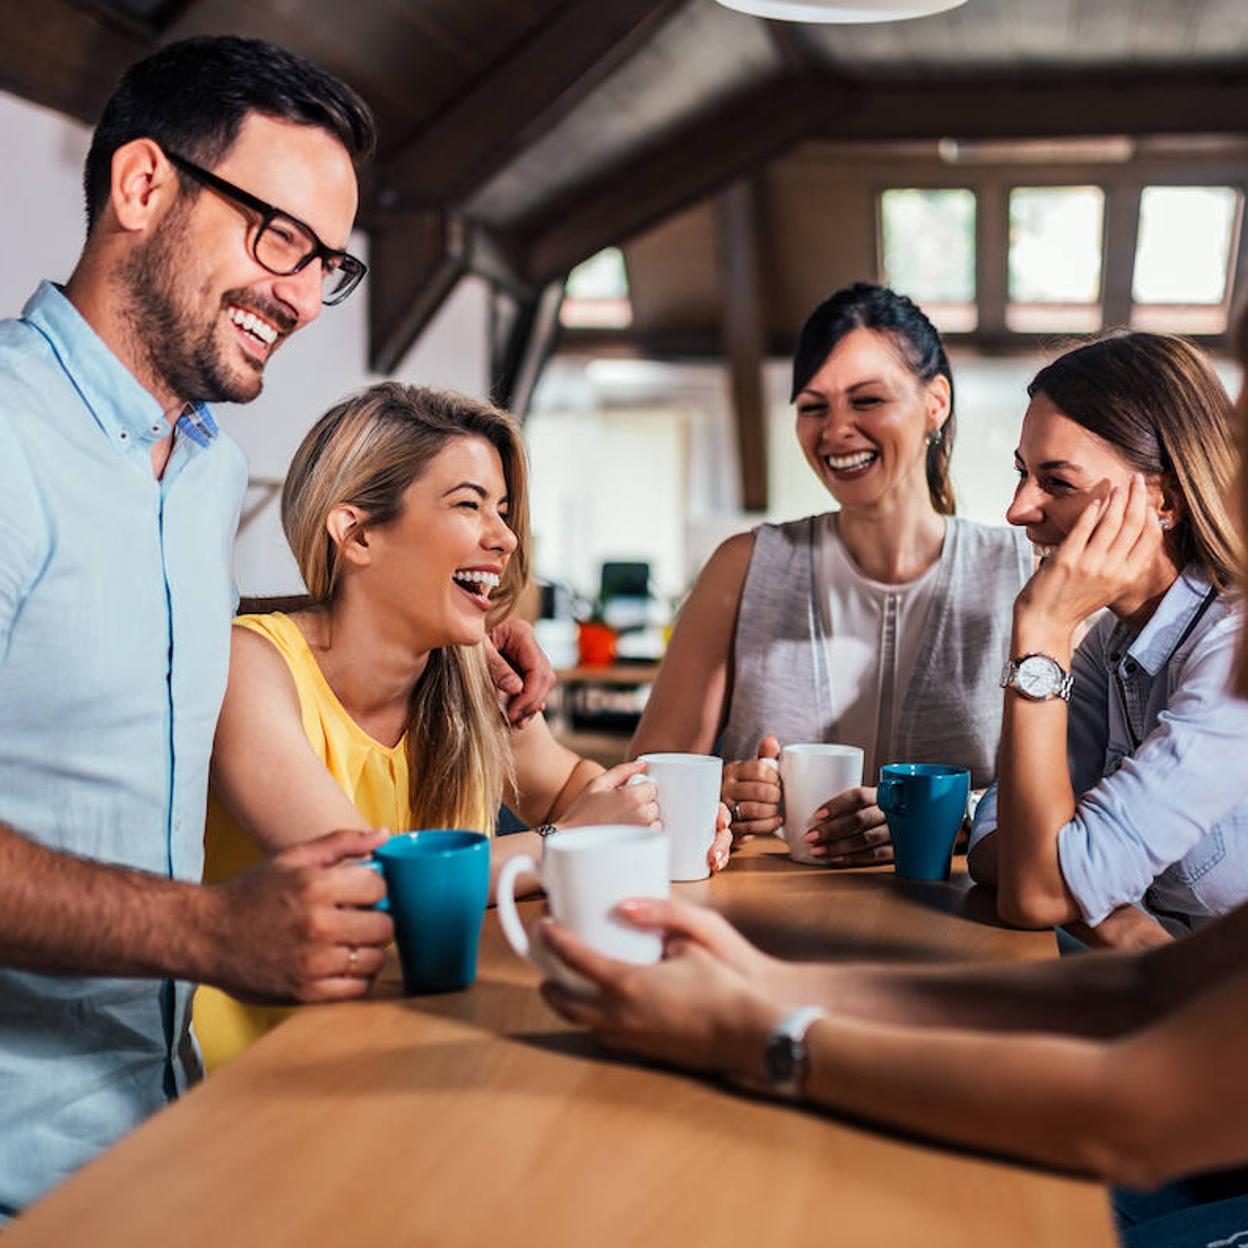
[876,764,971,882]
[365,830,490,994]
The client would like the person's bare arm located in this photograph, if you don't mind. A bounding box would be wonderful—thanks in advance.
[630,532,753,756]
[541,897,1248,1185]
[0,819,393,1002]
[210,625,371,851]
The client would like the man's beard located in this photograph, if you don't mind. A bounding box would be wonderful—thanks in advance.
[119,208,265,407]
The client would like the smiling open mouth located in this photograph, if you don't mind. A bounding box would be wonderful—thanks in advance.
[227,304,280,350]
[824,449,878,475]
[452,569,500,609]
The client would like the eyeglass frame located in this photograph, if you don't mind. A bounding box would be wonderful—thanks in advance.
[162,148,366,306]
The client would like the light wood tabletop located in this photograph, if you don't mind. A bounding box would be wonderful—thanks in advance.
[7,840,1115,1247]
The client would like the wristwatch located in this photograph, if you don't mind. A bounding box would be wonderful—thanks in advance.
[762,1006,826,1100]
[1000,653,1073,702]
[533,823,559,839]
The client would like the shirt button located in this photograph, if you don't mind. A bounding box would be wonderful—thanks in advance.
[1124,659,1138,675]
[118,430,129,442]
[150,423,163,435]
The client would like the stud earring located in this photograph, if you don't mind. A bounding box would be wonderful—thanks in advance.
[1158,515,1174,531]
[925,428,944,447]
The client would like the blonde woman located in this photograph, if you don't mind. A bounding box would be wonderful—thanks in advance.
[196,383,730,1068]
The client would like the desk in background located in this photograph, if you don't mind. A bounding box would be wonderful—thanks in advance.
[549,663,659,767]
[5,840,1114,1248]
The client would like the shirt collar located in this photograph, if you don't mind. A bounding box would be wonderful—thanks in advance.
[1119,566,1215,677]
[21,281,217,453]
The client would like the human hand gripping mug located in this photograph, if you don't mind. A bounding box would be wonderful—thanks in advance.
[761,744,864,865]
[876,764,971,882]
[632,752,722,881]
[496,824,670,992]
[364,830,490,994]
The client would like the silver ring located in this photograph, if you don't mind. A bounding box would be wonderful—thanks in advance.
[346,946,359,975]
[731,801,743,825]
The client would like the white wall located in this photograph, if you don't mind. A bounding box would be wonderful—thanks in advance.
[0,87,490,596]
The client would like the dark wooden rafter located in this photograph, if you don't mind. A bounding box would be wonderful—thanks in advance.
[0,0,150,124]
[518,73,847,286]
[367,208,464,374]
[366,209,537,374]
[490,282,564,418]
[717,178,769,512]
[378,0,689,208]
[822,71,1248,143]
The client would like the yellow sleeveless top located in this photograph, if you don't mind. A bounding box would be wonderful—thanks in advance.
[196,611,414,1071]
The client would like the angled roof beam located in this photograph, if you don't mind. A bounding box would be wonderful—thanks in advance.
[0,0,151,125]
[518,72,848,286]
[377,0,689,209]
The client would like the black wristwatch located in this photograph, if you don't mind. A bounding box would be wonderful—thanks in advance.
[763,1006,826,1099]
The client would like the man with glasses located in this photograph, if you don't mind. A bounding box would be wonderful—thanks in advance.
[0,35,550,1219]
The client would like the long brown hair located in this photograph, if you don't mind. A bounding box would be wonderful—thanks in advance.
[282,383,530,833]
[1028,332,1242,592]
[1233,311,1248,699]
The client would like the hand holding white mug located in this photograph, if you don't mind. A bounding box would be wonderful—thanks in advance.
[721,735,783,842]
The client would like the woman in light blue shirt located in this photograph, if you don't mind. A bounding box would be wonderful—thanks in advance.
[967,332,1247,944]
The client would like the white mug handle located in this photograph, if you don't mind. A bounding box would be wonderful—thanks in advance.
[756,755,784,837]
[496,853,539,962]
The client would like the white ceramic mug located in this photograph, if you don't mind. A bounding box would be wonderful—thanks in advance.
[765,743,864,865]
[496,824,670,992]
[634,752,722,881]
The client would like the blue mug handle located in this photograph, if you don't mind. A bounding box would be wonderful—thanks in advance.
[876,778,907,816]
[360,857,389,912]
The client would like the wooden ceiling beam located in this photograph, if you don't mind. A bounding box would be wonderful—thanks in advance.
[823,72,1248,142]
[367,209,465,374]
[717,179,769,512]
[518,73,847,286]
[0,0,151,125]
[377,0,689,209]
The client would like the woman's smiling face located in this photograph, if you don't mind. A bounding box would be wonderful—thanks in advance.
[1007,392,1161,554]
[793,327,949,512]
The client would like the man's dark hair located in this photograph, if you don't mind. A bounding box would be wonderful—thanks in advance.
[83,35,377,233]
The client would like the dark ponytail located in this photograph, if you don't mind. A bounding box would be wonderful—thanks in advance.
[792,282,956,515]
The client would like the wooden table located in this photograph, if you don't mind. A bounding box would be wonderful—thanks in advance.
[7,842,1115,1247]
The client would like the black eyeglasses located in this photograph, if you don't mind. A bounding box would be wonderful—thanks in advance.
[164,149,366,306]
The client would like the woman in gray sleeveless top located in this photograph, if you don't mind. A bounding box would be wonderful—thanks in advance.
[632,284,1030,866]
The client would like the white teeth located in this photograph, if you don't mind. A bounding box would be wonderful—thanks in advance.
[827,450,877,471]
[228,306,278,345]
[453,570,500,591]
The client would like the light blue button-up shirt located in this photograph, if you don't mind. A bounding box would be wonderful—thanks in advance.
[970,567,1248,930]
[0,283,246,1217]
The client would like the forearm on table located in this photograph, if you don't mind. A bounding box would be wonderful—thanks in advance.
[800,1015,1164,1185]
[772,947,1154,1038]
[0,821,222,981]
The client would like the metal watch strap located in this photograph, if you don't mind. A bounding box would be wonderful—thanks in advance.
[763,1005,826,1100]
[533,823,559,838]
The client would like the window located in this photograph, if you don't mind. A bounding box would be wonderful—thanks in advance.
[1007,186,1105,333]
[560,247,633,329]
[880,188,977,332]
[1131,186,1242,334]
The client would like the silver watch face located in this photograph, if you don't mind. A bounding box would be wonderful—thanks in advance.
[1015,654,1063,698]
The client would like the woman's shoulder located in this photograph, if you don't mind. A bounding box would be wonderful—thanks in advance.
[948,515,1030,556]
[231,613,310,679]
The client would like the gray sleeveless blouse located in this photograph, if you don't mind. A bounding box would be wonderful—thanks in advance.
[719,515,1031,788]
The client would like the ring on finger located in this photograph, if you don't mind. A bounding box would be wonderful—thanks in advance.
[346,945,360,975]
[731,801,743,824]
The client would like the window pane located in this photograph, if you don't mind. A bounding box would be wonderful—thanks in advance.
[1132,186,1240,306]
[880,188,976,332]
[561,247,632,329]
[1008,186,1104,304]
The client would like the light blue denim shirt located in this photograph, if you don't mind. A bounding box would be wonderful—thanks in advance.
[0,283,246,1218]
[970,567,1248,930]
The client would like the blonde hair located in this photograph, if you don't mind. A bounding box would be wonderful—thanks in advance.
[282,383,530,833]
[1028,332,1242,592]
